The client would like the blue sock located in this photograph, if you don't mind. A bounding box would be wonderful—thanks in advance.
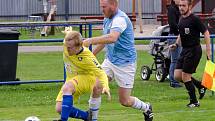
[69,106,88,120]
[61,95,73,121]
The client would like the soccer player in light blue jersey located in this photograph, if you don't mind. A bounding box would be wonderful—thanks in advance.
[83,0,153,120]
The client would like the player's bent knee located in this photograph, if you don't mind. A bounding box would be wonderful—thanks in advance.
[93,85,103,95]
[56,102,62,114]
[174,70,182,81]
[93,80,103,94]
[174,75,181,82]
[62,82,75,94]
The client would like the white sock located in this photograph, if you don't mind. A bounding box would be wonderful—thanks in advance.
[89,97,101,121]
[132,97,149,112]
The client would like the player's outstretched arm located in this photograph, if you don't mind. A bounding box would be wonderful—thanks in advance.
[83,31,120,47]
[93,44,105,56]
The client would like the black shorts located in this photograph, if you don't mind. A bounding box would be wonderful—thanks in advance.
[175,45,202,74]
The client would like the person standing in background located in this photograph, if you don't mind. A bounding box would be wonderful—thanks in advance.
[167,0,182,88]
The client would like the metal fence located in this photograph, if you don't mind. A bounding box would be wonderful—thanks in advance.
[0,35,214,85]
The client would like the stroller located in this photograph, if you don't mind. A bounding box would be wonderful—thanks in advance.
[140,25,171,82]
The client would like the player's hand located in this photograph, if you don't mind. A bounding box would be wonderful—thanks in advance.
[169,44,177,50]
[83,38,92,47]
[102,88,111,101]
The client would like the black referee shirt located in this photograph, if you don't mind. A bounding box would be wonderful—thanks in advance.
[178,14,207,48]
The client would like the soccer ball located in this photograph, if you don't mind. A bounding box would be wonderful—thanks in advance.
[25,116,40,121]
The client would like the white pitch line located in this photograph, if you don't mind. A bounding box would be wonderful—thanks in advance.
[6,109,215,121]
[98,109,215,118]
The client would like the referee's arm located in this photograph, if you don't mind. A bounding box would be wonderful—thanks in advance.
[176,35,181,46]
[169,35,181,50]
[204,30,211,60]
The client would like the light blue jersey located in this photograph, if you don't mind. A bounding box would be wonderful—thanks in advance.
[103,9,136,66]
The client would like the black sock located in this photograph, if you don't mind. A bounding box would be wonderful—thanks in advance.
[191,77,203,89]
[184,81,198,103]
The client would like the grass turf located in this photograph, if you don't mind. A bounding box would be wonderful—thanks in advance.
[0,51,214,121]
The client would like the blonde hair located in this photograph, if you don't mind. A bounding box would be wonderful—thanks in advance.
[64,31,83,47]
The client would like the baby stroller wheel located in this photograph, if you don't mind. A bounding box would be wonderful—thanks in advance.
[140,66,151,80]
[155,67,167,82]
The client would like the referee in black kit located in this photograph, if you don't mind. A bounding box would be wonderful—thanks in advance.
[169,0,211,107]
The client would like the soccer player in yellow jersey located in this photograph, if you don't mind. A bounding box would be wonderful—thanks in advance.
[55,31,110,121]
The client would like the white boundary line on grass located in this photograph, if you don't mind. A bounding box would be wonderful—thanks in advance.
[3,109,215,121]
[157,109,215,114]
[98,109,215,118]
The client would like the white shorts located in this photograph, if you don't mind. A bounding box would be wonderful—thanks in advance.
[101,59,136,88]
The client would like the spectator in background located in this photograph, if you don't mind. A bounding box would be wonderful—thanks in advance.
[167,0,182,88]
